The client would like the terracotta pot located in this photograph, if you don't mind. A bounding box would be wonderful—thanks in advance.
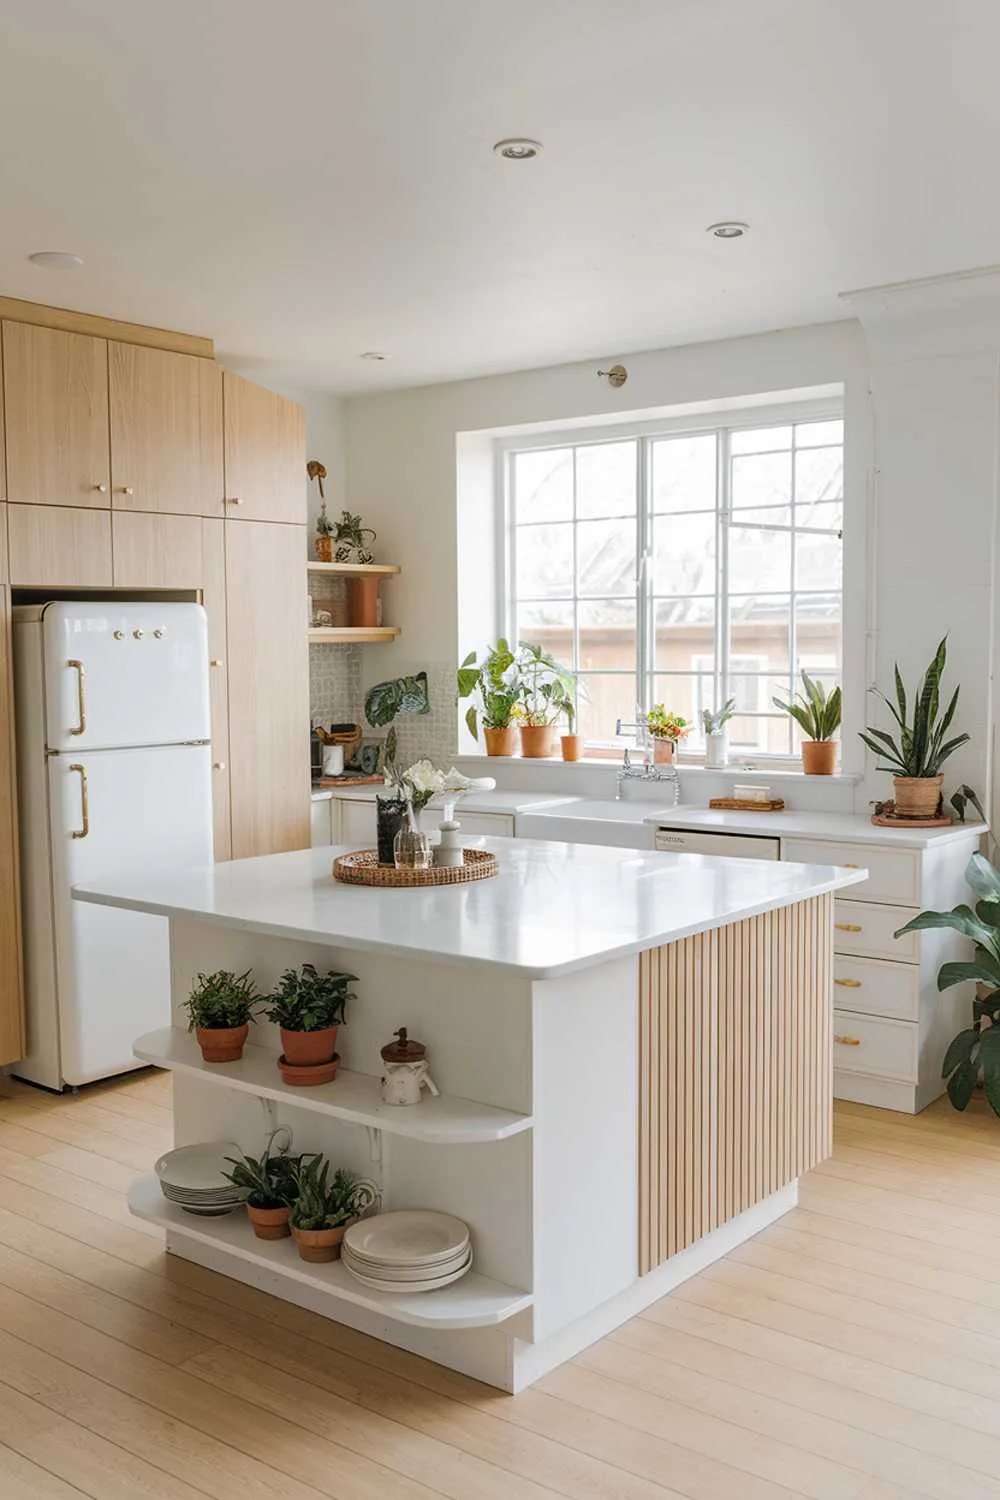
[801,740,836,776]
[292,1223,347,1263]
[280,1026,338,1066]
[349,576,380,628]
[195,1024,248,1063]
[893,774,943,818]
[653,737,674,765]
[561,734,583,762]
[247,1203,291,1241]
[314,534,333,562]
[484,726,518,757]
[519,725,556,759]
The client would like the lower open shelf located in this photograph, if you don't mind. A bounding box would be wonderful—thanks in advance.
[128,1175,532,1331]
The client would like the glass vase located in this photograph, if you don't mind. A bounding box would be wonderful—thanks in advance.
[394,803,432,871]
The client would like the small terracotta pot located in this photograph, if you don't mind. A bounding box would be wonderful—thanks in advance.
[561,734,583,762]
[195,1024,248,1063]
[247,1203,291,1241]
[519,725,556,759]
[314,534,333,562]
[653,738,674,765]
[893,774,943,818]
[484,726,517,757]
[801,740,836,775]
[292,1223,346,1263]
[280,1026,338,1066]
[349,576,380,628]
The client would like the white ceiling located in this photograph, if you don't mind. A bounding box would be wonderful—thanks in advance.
[0,0,997,395]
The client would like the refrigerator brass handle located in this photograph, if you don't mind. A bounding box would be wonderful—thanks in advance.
[835,922,862,933]
[834,1034,861,1046]
[834,977,862,988]
[69,764,89,839]
[67,659,86,736]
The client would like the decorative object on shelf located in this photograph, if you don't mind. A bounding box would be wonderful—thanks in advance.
[313,494,334,562]
[223,1130,301,1240]
[342,1209,473,1292]
[514,643,574,759]
[182,969,259,1063]
[773,672,841,775]
[312,608,334,628]
[155,1141,246,1217]
[332,509,377,565]
[702,697,736,768]
[859,638,968,819]
[321,743,345,777]
[263,963,354,1071]
[333,847,499,887]
[289,1156,379,1263]
[350,575,381,628]
[894,852,1000,1115]
[380,1028,440,1106]
[646,705,691,765]
[457,639,521,756]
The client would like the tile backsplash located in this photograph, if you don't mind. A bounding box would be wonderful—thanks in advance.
[309,647,457,773]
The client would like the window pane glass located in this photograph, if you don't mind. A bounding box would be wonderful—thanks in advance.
[729,593,790,676]
[579,599,636,672]
[795,528,842,592]
[652,513,716,596]
[577,674,637,743]
[795,447,843,504]
[796,593,842,670]
[514,449,572,522]
[730,505,792,527]
[652,435,716,513]
[651,674,701,739]
[654,597,715,674]
[730,425,792,455]
[517,602,574,666]
[728,526,790,595]
[795,419,844,448]
[516,523,573,598]
[730,712,792,756]
[576,441,637,519]
[731,451,791,509]
[576,518,635,596]
[796,500,842,531]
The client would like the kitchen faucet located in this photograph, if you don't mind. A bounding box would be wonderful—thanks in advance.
[614,715,681,804]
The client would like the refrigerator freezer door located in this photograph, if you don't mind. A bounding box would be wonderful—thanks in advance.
[48,745,213,1086]
[43,602,211,752]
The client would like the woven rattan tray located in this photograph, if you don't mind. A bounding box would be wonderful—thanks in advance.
[332,848,499,887]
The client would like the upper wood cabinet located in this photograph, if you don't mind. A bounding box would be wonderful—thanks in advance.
[8,504,113,587]
[223,373,306,523]
[3,323,110,508]
[109,343,223,517]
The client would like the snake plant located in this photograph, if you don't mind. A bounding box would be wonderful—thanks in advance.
[859,637,968,777]
[773,671,841,741]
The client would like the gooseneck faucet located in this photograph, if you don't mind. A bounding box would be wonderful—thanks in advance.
[615,715,681,805]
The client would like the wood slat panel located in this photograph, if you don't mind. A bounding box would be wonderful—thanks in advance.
[639,894,834,1273]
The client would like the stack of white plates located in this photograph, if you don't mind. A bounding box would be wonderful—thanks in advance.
[342,1210,472,1292]
[155,1142,245,1216]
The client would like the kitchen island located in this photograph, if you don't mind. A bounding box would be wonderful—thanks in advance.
[75,839,864,1391]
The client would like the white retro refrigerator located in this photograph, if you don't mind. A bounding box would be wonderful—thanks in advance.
[12,602,213,1090]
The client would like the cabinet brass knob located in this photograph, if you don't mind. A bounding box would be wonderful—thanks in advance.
[225,496,242,505]
[213,761,226,771]
[92,482,108,493]
[117,486,134,496]
[834,1034,861,1046]
[132,629,143,640]
[210,658,223,667]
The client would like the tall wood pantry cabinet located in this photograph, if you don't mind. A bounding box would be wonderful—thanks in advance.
[0,300,311,1066]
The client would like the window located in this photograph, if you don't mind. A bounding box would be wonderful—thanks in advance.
[505,411,843,757]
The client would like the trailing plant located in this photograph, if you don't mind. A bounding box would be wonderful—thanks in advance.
[896,852,1000,1115]
[289,1156,379,1231]
[514,642,575,727]
[859,636,968,778]
[331,509,376,564]
[365,671,430,728]
[773,672,841,742]
[182,970,258,1031]
[457,639,520,738]
[263,963,355,1033]
[646,705,691,743]
[701,698,736,737]
[223,1141,302,1209]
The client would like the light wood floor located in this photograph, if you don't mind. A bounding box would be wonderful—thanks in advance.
[0,1075,998,1500]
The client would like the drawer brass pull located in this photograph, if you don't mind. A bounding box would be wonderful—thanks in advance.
[842,862,861,869]
[835,977,862,988]
[834,1034,861,1046]
[835,922,863,933]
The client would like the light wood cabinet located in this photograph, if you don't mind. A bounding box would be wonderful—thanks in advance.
[226,520,310,857]
[0,574,25,1065]
[3,322,110,508]
[109,343,223,517]
[223,372,306,523]
[111,511,204,588]
[8,503,112,586]
[201,520,232,861]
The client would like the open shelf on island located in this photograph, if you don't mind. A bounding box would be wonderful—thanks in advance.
[307,626,401,644]
[133,1028,532,1144]
[128,1175,531,1330]
[307,562,401,578]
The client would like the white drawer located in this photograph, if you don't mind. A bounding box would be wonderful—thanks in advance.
[458,811,515,839]
[782,837,921,907]
[833,899,919,963]
[833,1010,919,1082]
[833,954,919,1022]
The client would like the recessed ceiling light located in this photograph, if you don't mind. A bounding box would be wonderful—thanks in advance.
[358,351,390,362]
[706,221,749,239]
[29,250,85,270]
[493,138,543,161]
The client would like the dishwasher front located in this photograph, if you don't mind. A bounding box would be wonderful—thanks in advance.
[654,827,781,860]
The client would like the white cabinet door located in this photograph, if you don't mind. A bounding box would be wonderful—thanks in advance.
[340,799,377,846]
[310,799,333,848]
[458,811,515,839]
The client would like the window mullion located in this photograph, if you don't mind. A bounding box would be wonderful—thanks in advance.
[636,437,651,718]
[718,428,731,719]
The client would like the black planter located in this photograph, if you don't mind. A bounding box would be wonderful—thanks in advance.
[375,795,408,866]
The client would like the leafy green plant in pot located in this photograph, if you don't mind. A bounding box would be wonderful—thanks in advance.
[513,642,574,759]
[895,852,1000,1113]
[223,1137,302,1240]
[182,969,258,1063]
[773,672,841,775]
[858,637,968,819]
[289,1155,379,1262]
[457,639,521,757]
[264,963,355,1071]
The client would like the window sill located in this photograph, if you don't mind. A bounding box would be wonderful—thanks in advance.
[457,753,862,786]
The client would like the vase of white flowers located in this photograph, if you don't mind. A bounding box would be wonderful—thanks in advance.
[389,759,444,870]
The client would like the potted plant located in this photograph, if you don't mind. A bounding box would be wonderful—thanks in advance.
[289,1156,379,1263]
[645,705,691,764]
[223,1140,302,1240]
[513,643,574,759]
[773,672,841,775]
[457,640,521,757]
[859,637,968,818]
[701,698,736,769]
[263,963,355,1067]
[314,498,334,563]
[561,694,582,762]
[182,969,258,1063]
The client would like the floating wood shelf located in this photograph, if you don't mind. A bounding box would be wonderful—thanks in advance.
[307,561,401,578]
[307,626,401,644]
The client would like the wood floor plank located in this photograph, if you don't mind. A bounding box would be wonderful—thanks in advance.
[0,1441,87,1498]
[13,1422,217,1500]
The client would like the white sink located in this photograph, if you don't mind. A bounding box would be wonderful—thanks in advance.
[516,798,669,850]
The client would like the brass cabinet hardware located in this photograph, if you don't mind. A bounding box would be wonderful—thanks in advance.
[210,658,223,667]
[153,629,165,639]
[834,1034,861,1046]
[213,761,226,771]
[116,486,134,496]
[225,496,242,505]
[66,659,86,735]
[132,629,144,640]
[842,862,861,869]
[92,482,108,493]
[835,922,862,933]
[834,977,862,988]
[69,763,89,839]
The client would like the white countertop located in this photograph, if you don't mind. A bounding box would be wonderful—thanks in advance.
[643,805,989,849]
[73,840,865,979]
[312,786,575,815]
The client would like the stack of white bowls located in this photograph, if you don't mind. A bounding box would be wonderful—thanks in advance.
[342,1210,472,1292]
[155,1142,245,1216]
